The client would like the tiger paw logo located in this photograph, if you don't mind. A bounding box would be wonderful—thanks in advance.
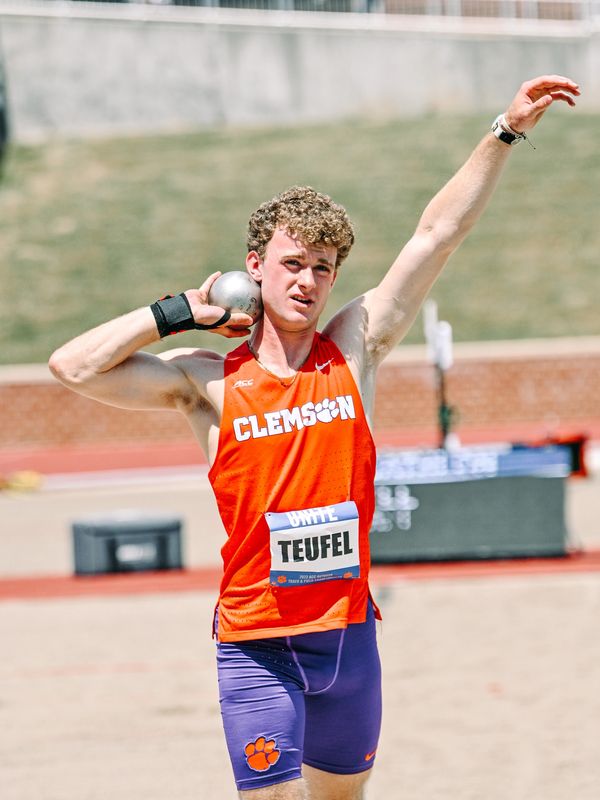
[315,398,339,423]
[244,736,281,772]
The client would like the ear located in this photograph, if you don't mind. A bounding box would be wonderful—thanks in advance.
[246,251,262,283]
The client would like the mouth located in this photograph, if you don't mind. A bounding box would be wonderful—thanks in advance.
[290,294,313,308]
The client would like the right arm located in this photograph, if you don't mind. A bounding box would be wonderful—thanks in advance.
[48,274,253,413]
[49,305,196,412]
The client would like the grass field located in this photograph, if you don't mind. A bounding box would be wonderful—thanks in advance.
[1,112,598,365]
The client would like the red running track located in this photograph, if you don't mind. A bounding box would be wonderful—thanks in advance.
[2,549,600,602]
[1,422,598,476]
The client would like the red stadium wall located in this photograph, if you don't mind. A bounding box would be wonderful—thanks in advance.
[373,339,600,445]
[1,337,599,473]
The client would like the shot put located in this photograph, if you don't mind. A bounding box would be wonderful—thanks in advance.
[208,271,263,324]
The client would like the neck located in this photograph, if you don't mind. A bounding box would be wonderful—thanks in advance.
[249,319,316,377]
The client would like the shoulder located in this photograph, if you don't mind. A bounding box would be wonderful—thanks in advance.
[158,346,223,363]
[321,292,382,413]
[322,292,374,364]
[156,345,229,392]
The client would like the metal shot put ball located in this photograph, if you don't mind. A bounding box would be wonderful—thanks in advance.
[207,271,263,324]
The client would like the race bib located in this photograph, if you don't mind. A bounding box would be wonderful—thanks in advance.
[267,501,360,587]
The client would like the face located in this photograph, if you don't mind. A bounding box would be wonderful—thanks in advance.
[246,228,338,332]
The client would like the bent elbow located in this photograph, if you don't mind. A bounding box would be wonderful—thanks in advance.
[48,348,85,387]
[420,220,466,255]
[48,349,66,381]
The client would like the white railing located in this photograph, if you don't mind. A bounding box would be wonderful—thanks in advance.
[3,0,598,21]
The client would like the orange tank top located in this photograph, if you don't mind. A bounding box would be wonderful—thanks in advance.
[208,333,379,642]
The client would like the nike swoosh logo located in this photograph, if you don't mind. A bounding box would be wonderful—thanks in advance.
[364,750,377,762]
[316,359,334,371]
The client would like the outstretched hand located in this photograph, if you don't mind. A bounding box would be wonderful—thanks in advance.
[505,75,580,133]
[185,272,254,338]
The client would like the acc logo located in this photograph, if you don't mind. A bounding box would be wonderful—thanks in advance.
[244,736,281,772]
[233,379,254,389]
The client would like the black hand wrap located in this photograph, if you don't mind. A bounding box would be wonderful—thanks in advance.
[150,293,231,338]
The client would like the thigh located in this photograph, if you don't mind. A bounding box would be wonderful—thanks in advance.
[302,606,382,774]
[216,638,306,793]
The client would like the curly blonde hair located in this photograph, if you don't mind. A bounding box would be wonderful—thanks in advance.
[247,186,355,268]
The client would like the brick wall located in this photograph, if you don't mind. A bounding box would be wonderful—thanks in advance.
[1,337,599,452]
[375,339,600,435]
[0,380,190,448]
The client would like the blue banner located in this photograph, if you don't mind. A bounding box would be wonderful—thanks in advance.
[375,445,571,485]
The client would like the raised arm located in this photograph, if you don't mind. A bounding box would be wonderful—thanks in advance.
[348,75,580,363]
[48,273,253,413]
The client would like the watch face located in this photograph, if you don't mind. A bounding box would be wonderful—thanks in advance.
[492,114,524,145]
[492,122,519,145]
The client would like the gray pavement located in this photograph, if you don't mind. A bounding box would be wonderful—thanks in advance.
[1,469,600,800]
[1,469,599,579]
[3,574,600,800]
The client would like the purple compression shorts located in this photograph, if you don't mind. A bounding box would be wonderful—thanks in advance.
[216,603,382,792]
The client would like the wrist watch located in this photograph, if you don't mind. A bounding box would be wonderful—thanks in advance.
[491,114,526,146]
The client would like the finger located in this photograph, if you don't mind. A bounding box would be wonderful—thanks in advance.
[522,75,580,94]
[197,271,223,301]
[205,311,253,336]
[226,327,252,338]
[530,94,554,112]
[212,325,252,339]
[228,313,255,327]
[531,85,580,100]
[204,303,230,322]
[549,91,577,106]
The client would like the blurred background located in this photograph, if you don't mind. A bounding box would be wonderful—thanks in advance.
[1,0,598,476]
[1,3,599,799]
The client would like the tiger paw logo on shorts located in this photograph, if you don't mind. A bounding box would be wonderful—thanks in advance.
[244,736,281,772]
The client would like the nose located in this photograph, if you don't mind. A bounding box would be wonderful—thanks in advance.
[297,266,316,292]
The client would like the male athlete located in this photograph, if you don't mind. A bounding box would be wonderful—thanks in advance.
[50,76,579,800]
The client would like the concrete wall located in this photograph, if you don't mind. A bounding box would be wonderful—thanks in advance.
[0,3,598,141]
